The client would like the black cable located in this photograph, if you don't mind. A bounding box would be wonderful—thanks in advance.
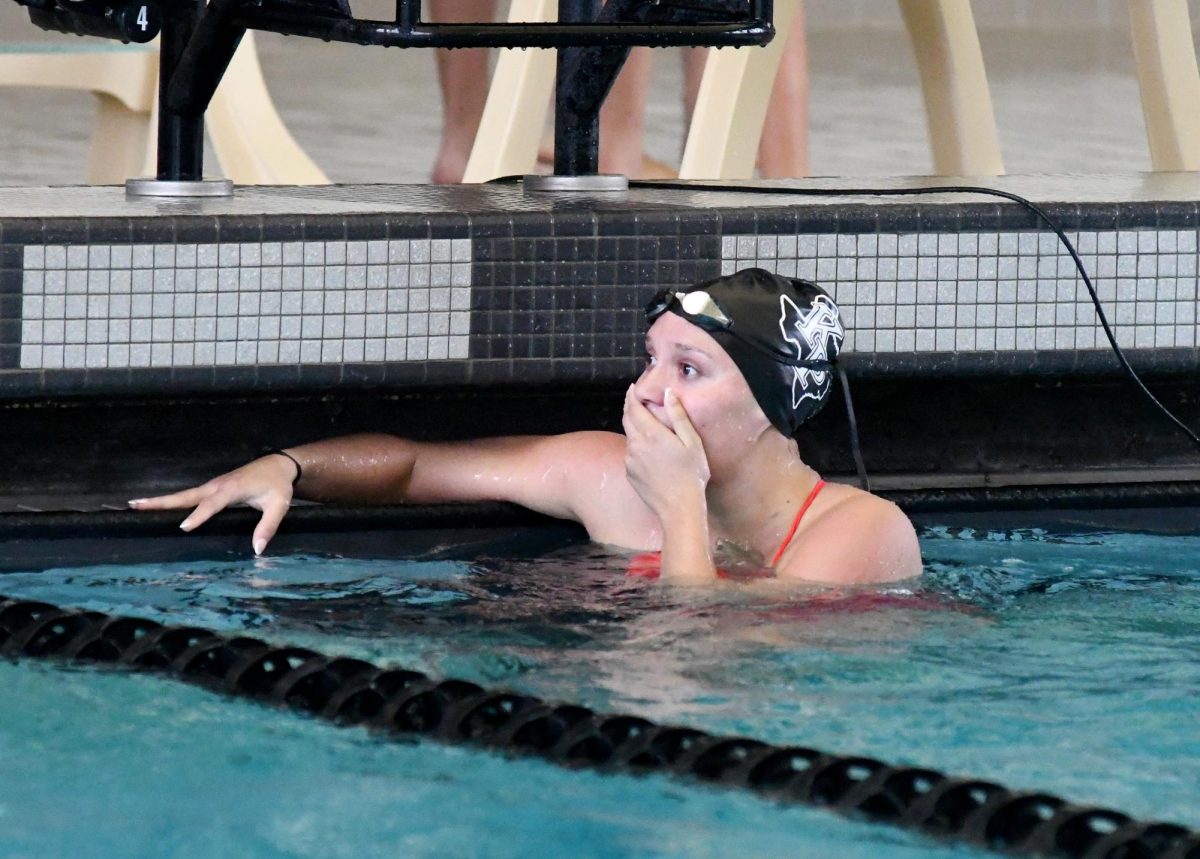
[628,179,1200,452]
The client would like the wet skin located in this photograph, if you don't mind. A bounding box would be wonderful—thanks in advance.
[131,313,921,585]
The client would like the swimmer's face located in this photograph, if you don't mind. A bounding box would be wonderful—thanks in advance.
[636,312,773,447]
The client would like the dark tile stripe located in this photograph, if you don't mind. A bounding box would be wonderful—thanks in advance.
[0,256,20,298]
[0,197,1196,395]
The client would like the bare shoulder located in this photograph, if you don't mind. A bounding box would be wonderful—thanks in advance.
[779,484,922,585]
[819,484,912,532]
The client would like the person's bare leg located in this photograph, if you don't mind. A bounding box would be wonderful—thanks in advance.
[757,4,809,178]
[681,4,810,178]
[598,46,652,177]
[428,0,495,183]
[682,46,704,125]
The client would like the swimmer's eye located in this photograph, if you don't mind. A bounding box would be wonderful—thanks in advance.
[642,353,657,368]
[680,363,698,378]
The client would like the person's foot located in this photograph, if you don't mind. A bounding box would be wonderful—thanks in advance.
[636,155,676,180]
[431,140,472,184]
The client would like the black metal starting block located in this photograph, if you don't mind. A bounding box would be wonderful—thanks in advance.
[12,0,775,195]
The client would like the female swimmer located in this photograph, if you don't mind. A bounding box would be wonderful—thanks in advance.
[130,268,921,585]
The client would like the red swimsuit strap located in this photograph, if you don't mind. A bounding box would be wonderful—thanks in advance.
[769,479,827,568]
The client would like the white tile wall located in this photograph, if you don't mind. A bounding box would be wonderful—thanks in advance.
[20,238,473,369]
[722,229,1199,353]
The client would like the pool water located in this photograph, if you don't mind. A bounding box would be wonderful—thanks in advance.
[0,525,1197,858]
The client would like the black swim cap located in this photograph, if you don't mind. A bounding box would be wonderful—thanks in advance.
[645,267,845,436]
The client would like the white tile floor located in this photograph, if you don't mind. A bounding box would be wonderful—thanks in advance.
[0,2,1196,185]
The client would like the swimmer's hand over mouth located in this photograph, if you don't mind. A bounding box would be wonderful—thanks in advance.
[128,452,298,556]
[622,385,717,582]
[622,385,709,513]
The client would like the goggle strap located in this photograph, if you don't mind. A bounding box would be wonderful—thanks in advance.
[837,365,870,492]
[719,327,836,370]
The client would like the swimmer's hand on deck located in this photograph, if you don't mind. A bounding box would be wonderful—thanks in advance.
[127,453,298,556]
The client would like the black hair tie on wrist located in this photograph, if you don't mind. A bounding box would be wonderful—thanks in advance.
[265,449,303,487]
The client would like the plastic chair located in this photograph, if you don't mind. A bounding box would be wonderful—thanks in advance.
[1128,0,1200,171]
[463,0,1006,181]
[205,32,328,184]
[0,31,328,184]
[0,40,158,183]
[462,0,556,183]
[894,0,1004,177]
[677,0,804,179]
[681,0,1005,178]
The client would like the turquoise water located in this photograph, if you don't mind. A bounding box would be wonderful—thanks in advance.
[1,526,1198,858]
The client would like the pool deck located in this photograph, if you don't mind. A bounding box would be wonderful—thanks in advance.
[1,175,1198,525]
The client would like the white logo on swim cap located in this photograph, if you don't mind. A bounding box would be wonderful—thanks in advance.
[779,293,844,408]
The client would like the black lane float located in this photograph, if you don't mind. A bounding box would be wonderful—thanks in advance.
[1,596,1196,859]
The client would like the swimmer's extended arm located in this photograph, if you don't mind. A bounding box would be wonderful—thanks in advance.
[622,386,718,583]
[130,432,615,555]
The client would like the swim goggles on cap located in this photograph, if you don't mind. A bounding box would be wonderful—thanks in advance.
[645,288,732,330]
[645,286,832,370]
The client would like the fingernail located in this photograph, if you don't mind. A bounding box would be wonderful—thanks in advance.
[253,538,265,556]
[665,387,674,402]
[128,499,146,507]
[179,520,192,531]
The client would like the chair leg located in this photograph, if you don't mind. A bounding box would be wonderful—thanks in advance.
[0,48,156,113]
[1129,0,1200,171]
[461,0,557,183]
[87,93,153,184]
[678,0,799,180]
[898,0,1004,177]
[0,47,157,183]
[205,31,329,184]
